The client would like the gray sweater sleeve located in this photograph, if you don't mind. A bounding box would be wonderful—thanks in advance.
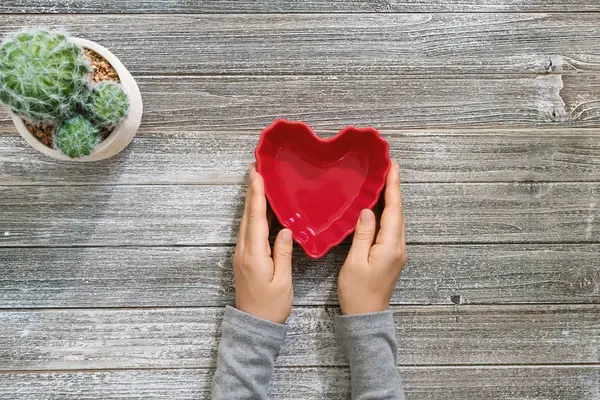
[211,305,288,400]
[335,311,405,400]
[212,306,404,399]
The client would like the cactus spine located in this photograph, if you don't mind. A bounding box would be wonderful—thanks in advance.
[54,115,100,158]
[85,82,129,128]
[0,29,90,123]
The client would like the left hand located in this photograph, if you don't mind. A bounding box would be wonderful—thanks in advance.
[233,163,294,324]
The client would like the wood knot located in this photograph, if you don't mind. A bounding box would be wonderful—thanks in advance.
[544,55,565,73]
[578,272,600,293]
[376,0,396,11]
[569,270,600,295]
[324,306,338,319]
[519,181,542,195]
[547,107,566,122]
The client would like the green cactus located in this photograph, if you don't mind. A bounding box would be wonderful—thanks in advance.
[54,115,100,158]
[0,29,90,123]
[85,82,129,128]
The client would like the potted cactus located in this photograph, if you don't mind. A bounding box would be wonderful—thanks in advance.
[0,28,142,161]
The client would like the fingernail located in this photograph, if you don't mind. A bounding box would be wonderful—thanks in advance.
[281,229,292,243]
[395,164,400,173]
[359,209,373,222]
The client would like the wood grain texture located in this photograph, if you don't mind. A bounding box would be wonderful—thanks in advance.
[0,305,600,370]
[1,305,598,369]
[2,73,594,132]
[0,366,598,400]
[3,129,600,185]
[1,2,599,398]
[1,183,598,246]
[1,14,600,75]
[562,75,600,123]
[1,245,599,308]
[2,0,600,13]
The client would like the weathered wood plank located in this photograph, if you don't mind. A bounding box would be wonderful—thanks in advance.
[1,14,599,75]
[0,305,598,369]
[3,129,600,185]
[1,183,598,246]
[2,14,600,76]
[1,73,591,132]
[562,75,600,123]
[2,0,600,13]
[1,245,598,308]
[0,366,598,400]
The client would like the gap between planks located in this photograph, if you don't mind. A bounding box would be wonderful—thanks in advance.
[2,240,600,248]
[2,181,600,187]
[2,0,600,13]
[0,302,598,311]
[2,364,600,375]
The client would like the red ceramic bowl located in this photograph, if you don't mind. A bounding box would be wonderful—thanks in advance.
[255,119,391,259]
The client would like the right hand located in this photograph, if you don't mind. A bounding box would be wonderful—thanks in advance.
[338,163,407,315]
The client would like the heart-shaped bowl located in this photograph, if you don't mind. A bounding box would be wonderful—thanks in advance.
[255,119,391,259]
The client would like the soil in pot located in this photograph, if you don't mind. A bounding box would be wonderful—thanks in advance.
[24,48,121,148]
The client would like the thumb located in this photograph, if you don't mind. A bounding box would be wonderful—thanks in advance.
[348,209,376,261]
[273,229,293,282]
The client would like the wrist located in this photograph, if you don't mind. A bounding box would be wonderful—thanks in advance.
[228,305,289,330]
[340,299,389,315]
[235,302,291,324]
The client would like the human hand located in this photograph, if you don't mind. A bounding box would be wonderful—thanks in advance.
[233,163,294,324]
[338,163,407,315]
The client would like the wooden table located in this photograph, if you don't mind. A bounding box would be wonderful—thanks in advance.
[1,1,599,399]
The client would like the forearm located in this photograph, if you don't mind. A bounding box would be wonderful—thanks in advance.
[335,311,405,400]
[211,306,288,400]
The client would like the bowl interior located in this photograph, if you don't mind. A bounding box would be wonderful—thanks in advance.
[256,119,391,258]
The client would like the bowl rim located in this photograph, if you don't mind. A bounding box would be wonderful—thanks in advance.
[255,118,392,259]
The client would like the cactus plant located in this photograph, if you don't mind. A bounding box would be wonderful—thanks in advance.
[0,29,91,123]
[54,115,100,158]
[0,28,133,159]
[85,82,129,128]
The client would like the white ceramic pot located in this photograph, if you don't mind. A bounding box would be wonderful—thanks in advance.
[10,38,143,162]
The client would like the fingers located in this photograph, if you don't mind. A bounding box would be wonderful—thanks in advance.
[244,164,270,256]
[273,229,293,283]
[348,209,376,261]
[377,163,404,247]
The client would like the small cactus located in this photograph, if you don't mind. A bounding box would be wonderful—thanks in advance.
[54,115,100,158]
[0,29,91,123]
[85,82,129,128]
